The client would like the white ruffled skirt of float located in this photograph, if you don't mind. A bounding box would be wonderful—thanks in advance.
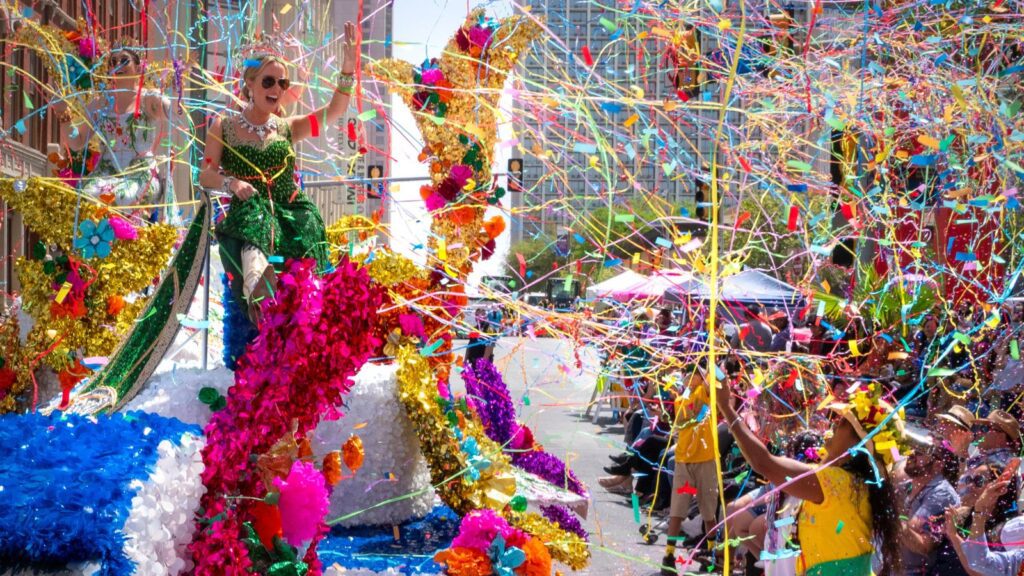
[313,362,435,527]
[126,362,435,527]
[122,433,206,576]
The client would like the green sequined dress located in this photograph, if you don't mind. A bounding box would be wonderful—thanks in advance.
[216,113,329,295]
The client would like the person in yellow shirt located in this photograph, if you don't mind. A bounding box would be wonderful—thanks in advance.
[662,360,720,575]
[716,382,905,576]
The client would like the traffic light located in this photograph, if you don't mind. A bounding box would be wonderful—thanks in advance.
[507,158,524,192]
[694,177,708,222]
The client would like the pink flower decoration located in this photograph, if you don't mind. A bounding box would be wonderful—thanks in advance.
[424,192,447,212]
[451,509,528,551]
[274,460,331,547]
[421,68,444,86]
[78,37,97,59]
[191,258,382,574]
[57,168,81,188]
[449,164,473,187]
[510,425,535,451]
[468,26,492,48]
[108,216,138,240]
[398,313,426,340]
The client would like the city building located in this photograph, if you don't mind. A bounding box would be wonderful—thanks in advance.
[510,0,870,249]
[513,0,704,245]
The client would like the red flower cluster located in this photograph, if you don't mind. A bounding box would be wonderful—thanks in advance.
[189,258,382,576]
[0,367,16,400]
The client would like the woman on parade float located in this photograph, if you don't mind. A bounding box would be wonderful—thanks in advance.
[199,22,359,325]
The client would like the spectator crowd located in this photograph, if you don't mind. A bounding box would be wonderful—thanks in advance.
[592,300,1024,576]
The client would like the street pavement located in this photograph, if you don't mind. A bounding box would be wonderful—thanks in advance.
[451,337,668,576]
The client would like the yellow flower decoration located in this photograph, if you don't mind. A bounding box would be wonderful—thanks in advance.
[836,384,907,466]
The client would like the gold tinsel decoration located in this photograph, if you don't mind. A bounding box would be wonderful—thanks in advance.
[508,511,591,570]
[0,314,30,414]
[360,249,427,289]
[369,10,540,397]
[369,9,541,278]
[395,344,589,568]
[326,214,383,265]
[0,178,176,378]
[396,343,498,513]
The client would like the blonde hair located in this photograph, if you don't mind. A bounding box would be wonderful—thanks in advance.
[239,55,288,103]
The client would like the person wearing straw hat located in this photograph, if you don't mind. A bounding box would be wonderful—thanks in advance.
[971,409,1022,469]
[933,405,976,461]
[716,383,905,576]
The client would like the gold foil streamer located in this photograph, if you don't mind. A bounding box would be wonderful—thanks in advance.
[0,178,175,379]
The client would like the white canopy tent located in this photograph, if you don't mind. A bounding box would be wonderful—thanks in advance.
[585,269,650,300]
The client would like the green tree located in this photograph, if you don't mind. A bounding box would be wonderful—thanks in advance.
[706,192,820,274]
[505,234,561,284]
[507,195,686,286]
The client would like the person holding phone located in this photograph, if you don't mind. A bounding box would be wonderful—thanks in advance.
[956,469,1024,576]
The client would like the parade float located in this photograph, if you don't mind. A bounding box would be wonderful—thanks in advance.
[0,11,590,576]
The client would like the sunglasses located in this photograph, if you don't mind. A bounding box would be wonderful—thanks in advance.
[964,473,994,488]
[260,76,291,90]
[112,55,133,67]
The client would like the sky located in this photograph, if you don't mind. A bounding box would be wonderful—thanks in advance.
[386,0,516,287]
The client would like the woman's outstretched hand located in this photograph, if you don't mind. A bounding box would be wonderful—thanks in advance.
[341,21,358,75]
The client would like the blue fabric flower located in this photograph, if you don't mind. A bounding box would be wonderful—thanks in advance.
[488,534,526,576]
[74,218,115,259]
[459,436,491,482]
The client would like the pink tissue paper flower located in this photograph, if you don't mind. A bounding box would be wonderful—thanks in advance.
[451,509,528,551]
[398,313,426,340]
[78,37,97,59]
[108,216,138,240]
[468,26,492,48]
[421,68,444,86]
[449,164,473,187]
[424,192,447,212]
[274,460,330,547]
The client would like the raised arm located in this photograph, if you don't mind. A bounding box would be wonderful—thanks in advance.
[716,385,823,503]
[962,480,1024,576]
[147,92,171,156]
[945,509,986,576]
[289,21,358,143]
